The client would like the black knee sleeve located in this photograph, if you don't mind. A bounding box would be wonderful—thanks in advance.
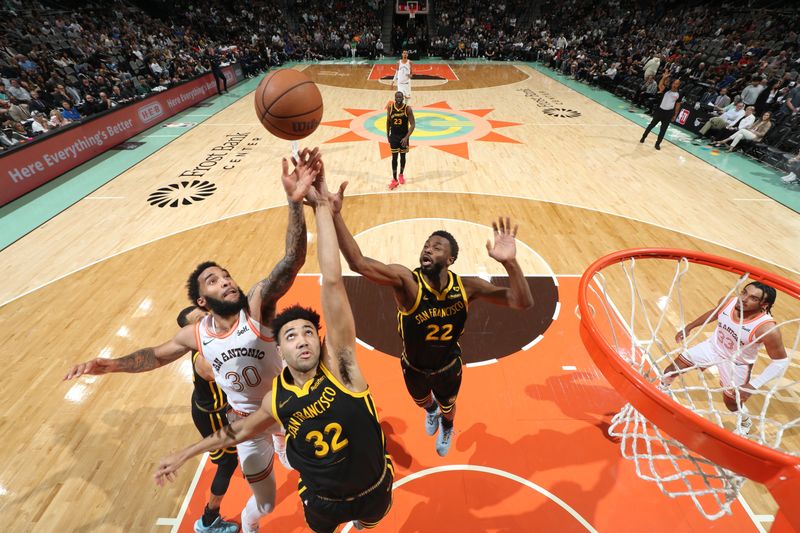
[210,453,238,496]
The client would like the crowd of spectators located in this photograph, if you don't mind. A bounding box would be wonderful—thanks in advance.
[527,0,800,165]
[0,0,384,153]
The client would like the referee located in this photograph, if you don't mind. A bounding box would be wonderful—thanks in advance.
[205,46,228,95]
[640,76,682,150]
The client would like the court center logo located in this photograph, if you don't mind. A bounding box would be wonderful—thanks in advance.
[148,180,217,208]
[321,101,522,160]
[543,108,581,118]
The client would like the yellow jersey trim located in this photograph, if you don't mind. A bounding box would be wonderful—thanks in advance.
[271,376,284,428]
[320,362,371,398]
[419,270,454,301]
[455,273,469,312]
[398,271,423,316]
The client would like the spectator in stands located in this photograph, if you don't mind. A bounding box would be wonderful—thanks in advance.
[30,112,51,135]
[7,98,31,122]
[643,54,661,81]
[6,79,31,102]
[28,89,49,115]
[711,88,732,113]
[714,112,772,152]
[697,101,746,139]
[98,92,116,111]
[741,77,766,106]
[774,84,800,121]
[60,100,81,121]
[755,80,783,115]
[49,108,70,127]
[79,94,102,116]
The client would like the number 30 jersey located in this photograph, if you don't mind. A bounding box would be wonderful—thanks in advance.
[272,363,388,496]
[398,269,469,371]
[196,309,282,413]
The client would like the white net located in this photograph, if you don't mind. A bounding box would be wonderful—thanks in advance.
[586,255,800,520]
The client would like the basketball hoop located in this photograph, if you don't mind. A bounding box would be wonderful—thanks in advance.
[408,0,418,19]
[578,248,800,530]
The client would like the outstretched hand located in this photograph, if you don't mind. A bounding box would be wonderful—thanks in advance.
[486,216,519,264]
[64,358,115,381]
[154,452,186,487]
[281,146,321,203]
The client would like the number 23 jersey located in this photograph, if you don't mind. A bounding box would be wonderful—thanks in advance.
[196,309,283,413]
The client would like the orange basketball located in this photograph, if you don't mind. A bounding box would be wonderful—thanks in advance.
[254,69,323,140]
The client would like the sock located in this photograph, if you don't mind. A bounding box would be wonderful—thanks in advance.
[391,153,398,180]
[400,153,406,173]
[202,505,220,527]
[441,417,454,430]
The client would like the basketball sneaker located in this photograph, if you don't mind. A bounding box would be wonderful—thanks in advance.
[425,406,441,436]
[194,516,239,533]
[388,179,399,190]
[352,520,365,530]
[781,172,797,183]
[734,416,752,437]
[436,421,454,457]
[273,433,291,470]
[398,173,405,185]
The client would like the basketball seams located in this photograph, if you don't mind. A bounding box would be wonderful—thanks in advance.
[264,80,317,114]
[268,103,323,120]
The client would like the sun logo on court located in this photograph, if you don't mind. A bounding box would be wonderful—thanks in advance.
[542,108,581,118]
[320,101,522,159]
[147,180,217,208]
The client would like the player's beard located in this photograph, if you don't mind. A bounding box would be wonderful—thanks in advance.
[420,260,444,278]
[204,290,248,317]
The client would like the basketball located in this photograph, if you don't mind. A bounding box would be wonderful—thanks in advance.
[253,69,323,140]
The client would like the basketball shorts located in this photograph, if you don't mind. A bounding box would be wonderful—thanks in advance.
[191,403,237,464]
[227,410,276,486]
[679,340,753,397]
[401,355,463,405]
[301,459,394,533]
[397,81,411,99]
[388,134,409,153]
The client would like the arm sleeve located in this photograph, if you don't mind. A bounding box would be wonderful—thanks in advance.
[749,358,789,389]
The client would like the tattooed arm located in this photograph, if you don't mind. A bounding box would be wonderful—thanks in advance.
[248,201,307,325]
[154,392,278,485]
[248,148,319,325]
[64,325,196,380]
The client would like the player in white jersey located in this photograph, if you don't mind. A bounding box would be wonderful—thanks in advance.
[65,147,321,533]
[662,282,788,435]
[392,50,412,102]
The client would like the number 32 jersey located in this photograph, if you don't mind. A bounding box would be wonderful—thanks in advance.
[272,363,388,496]
[196,309,282,413]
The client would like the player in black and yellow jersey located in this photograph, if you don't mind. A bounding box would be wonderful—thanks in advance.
[329,183,534,456]
[176,306,240,533]
[156,152,392,532]
[386,90,415,191]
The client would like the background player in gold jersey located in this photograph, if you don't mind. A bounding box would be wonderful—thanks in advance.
[326,183,533,455]
[155,152,393,532]
[387,90,415,190]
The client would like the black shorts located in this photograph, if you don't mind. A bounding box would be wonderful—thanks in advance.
[301,461,394,533]
[191,403,238,464]
[388,134,409,153]
[401,355,463,405]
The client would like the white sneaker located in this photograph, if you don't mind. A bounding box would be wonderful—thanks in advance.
[273,433,291,470]
[435,420,454,457]
[780,172,797,183]
[425,406,441,436]
[734,416,752,437]
[240,506,258,533]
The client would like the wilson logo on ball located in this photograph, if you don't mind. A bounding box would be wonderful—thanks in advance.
[292,120,320,132]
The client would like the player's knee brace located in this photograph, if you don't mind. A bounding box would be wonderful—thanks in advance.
[210,453,238,496]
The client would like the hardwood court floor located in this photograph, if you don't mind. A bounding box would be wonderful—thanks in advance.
[0,64,797,532]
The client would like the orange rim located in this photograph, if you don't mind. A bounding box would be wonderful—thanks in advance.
[578,248,800,525]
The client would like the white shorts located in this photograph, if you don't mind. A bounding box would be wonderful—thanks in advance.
[397,82,411,98]
[679,340,752,396]
[228,411,275,485]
